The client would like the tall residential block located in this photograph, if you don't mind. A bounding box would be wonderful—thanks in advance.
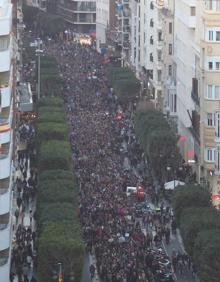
[0,0,14,280]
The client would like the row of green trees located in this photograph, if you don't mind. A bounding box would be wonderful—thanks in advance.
[173,185,220,282]
[22,3,64,36]
[40,56,63,97]
[36,97,84,282]
[106,67,141,105]
[134,109,180,181]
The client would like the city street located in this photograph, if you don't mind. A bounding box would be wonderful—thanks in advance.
[47,40,196,282]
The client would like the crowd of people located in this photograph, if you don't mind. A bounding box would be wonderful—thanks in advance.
[10,122,37,282]
[47,39,195,282]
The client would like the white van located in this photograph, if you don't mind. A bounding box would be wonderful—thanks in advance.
[126,186,137,197]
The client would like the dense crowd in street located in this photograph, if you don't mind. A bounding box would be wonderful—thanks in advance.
[10,121,37,282]
[46,39,195,282]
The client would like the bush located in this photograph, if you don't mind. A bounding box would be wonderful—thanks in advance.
[107,66,140,103]
[37,202,76,226]
[37,222,84,282]
[38,111,66,123]
[37,122,68,143]
[193,229,220,282]
[38,140,71,171]
[38,179,77,203]
[38,97,64,107]
[134,109,179,180]
[173,185,211,223]
[180,207,220,255]
[39,169,74,182]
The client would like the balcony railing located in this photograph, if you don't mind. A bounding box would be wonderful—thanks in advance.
[0,107,10,125]
[0,143,10,160]
[0,248,9,266]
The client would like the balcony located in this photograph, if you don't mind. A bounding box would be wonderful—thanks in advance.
[0,107,10,126]
[0,214,10,251]
[0,37,12,72]
[0,86,11,108]
[0,4,12,36]
[0,178,10,195]
[188,16,196,28]
[0,189,10,215]
[0,127,11,143]
[0,142,12,179]
[0,248,9,267]
[0,71,10,87]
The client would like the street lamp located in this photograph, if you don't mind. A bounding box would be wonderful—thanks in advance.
[35,38,43,100]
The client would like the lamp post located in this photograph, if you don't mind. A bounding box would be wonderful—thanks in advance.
[35,38,43,100]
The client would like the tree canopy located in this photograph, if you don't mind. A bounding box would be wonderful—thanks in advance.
[107,66,140,103]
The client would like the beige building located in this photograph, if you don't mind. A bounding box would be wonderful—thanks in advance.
[128,0,220,200]
[199,0,220,204]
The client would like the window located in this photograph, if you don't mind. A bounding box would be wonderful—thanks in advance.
[206,148,215,162]
[215,86,220,99]
[216,0,220,11]
[157,70,162,82]
[207,113,214,126]
[168,65,172,76]
[169,44,172,55]
[169,22,172,34]
[150,53,153,62]
[158,32,162,41]
[150,18,154,27]
[168,92,177,113]
[207,85,213,99]
[209,62,213,70]
[158,50,162,61]
[150,1,154,9]
[216,112,220,138]
[216,145,220,172]
[0,36,9,51]
[216,62,220,70]
[208,0,213,9]
[209,30,214,40]
[216,31,220,41]
[190,7,196,16]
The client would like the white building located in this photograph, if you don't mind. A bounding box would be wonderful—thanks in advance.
[58,0,96,33]
[0,0,14,281]
[96,0,109,51]
[130,0,172,107]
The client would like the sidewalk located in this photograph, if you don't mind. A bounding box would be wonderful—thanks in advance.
[11,158,37,282]
[162,231,196,282]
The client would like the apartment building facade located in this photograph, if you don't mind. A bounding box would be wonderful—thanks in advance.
[96,0,109,51]
[0,0,15,280]
[57,0,96,33]
[130,0,174,108]
[163,0,220,200]
[199,0,220,203]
